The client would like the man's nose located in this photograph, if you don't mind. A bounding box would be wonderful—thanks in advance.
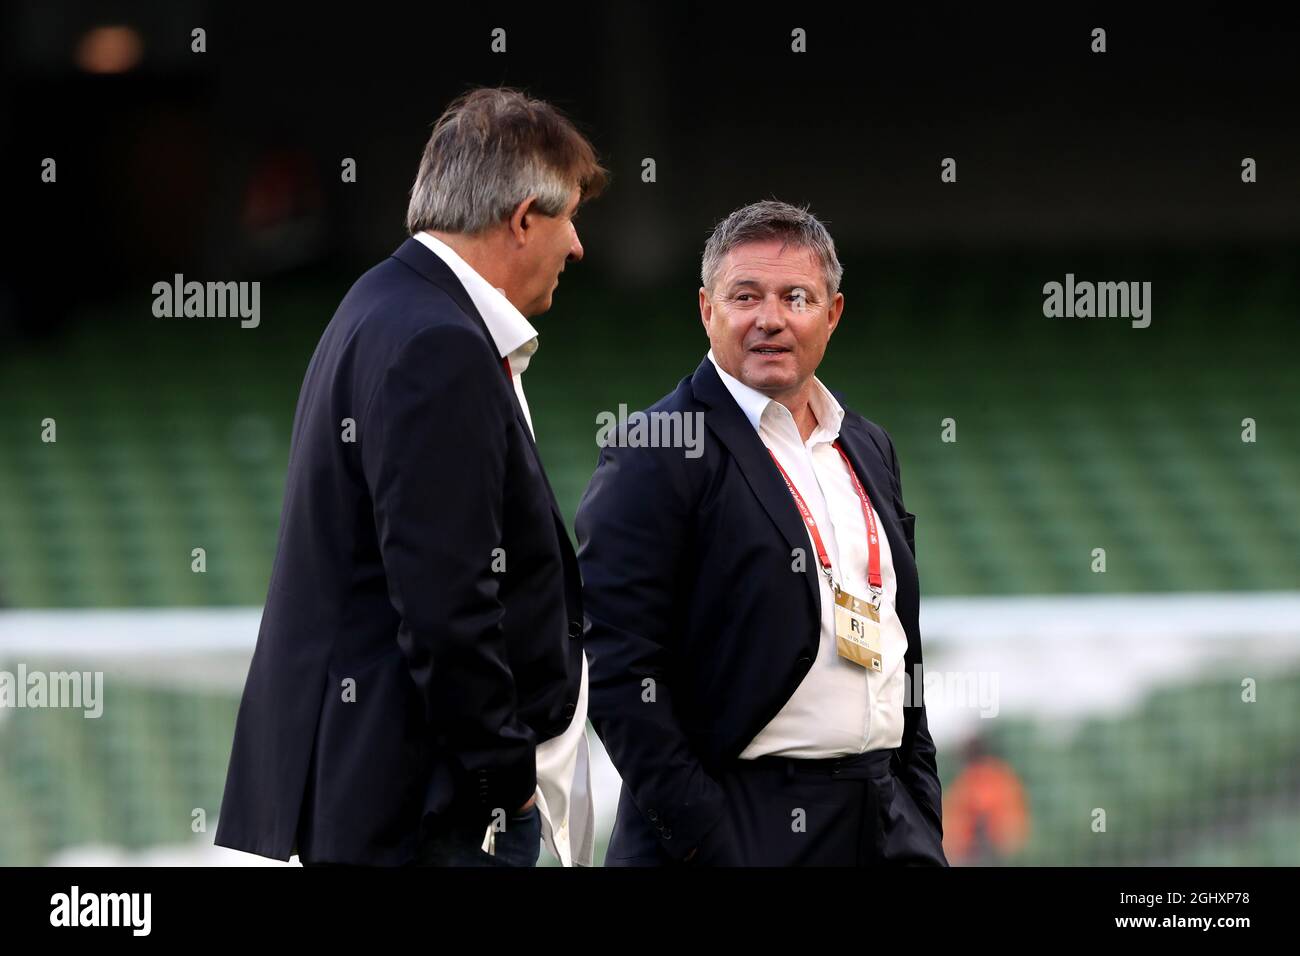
[568,226,584,262]
[754,294,786,331]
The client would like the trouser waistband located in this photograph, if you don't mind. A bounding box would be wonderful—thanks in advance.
[734,747,899,781]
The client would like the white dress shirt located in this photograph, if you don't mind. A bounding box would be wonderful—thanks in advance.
[705,351,908,759]
[413,231,595,866]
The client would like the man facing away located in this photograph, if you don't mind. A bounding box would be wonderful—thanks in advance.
[216,88,607,866]
[577,200,947,866]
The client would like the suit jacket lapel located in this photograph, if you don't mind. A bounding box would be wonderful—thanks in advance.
[691,359,821,608]
[833,419,907,579]
[835,416,922,666]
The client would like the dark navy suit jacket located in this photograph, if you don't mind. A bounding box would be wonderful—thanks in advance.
[576,359,942,863]
[215,238,583,865]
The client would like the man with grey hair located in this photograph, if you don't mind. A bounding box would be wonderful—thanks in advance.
[216,87,606,867]
[577,200,947,866]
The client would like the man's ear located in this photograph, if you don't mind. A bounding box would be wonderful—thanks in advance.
[699,287,713,334]
[826,291,845,337]
[507,196,539,246]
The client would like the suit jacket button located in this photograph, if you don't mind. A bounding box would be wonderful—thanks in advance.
[797,655,812,667]
[662,829,672,840]
[648,810,659,822]
[569,621,582,640]
[563,701,576,720]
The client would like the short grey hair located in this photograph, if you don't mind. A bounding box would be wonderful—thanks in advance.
[701,200,843,297]
[406,87,607,236]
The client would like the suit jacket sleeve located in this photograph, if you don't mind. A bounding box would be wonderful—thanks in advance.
[885,429,944,839]
[360,325,535,818]
[576,443,727,861]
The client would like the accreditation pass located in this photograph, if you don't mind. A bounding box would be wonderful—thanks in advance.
[834,588,883,671]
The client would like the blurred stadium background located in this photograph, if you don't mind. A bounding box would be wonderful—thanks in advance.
[1,2,1297,865]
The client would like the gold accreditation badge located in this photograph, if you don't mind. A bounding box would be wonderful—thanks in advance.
[833,587,883,671]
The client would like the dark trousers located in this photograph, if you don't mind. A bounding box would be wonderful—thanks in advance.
[301,805,542,867]
[417,804,542,867]
[610,748,949,867]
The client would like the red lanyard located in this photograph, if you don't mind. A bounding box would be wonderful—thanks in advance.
[767,441,882,597]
